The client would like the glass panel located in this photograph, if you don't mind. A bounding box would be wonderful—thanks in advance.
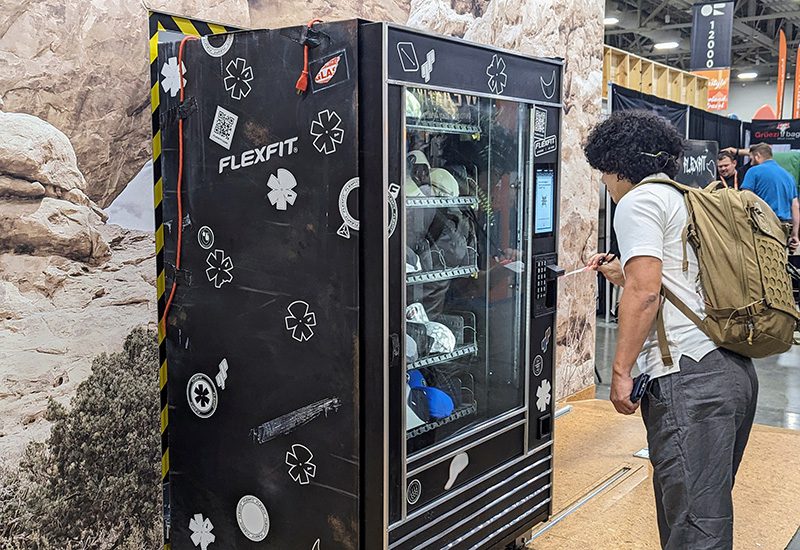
[403,87,529,456]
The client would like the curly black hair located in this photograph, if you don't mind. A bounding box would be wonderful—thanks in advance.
[583,110,685,182]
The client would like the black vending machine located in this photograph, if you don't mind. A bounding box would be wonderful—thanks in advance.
[156,19,563,550]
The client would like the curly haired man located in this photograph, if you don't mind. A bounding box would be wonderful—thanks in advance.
[583,110,758,550]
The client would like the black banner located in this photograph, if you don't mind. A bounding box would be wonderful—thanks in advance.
[610,84,687,135]
[676,139,719,188]
[690,2,734,70]
[750,119,800,149]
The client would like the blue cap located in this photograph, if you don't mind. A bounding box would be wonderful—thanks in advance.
[420,386,455,419]
[407,369,426,388]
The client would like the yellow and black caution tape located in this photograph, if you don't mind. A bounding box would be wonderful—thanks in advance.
[147,11,240,547]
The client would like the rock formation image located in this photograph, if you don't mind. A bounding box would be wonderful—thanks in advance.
[0,6,602,544]
[0,108,156,462]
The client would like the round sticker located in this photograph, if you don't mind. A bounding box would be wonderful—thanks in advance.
[198,226,215,249]
[236,495,270,542]
[337,177,360,237]
[532,355,544,377]
[201,34,234,58]
[186,373,217,418]
[407,479,422,505]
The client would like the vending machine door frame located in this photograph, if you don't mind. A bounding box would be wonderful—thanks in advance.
[372,22,564,549]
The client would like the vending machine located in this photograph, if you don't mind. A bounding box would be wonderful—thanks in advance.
[155,19,563,550]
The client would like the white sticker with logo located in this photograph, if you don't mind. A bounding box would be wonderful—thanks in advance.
[205,249,234,288]
[187,373,218,419]
[224,57,253,100]
[310,110,344,155]
[201,34,234,58]
[337,177,360,239]
[540,70,556,100]
[209,106,238,150]
[397,42,420,72]
[285,444,317,485]
[266,168,299,211]
[236,495,269,542]
[218,137,298,173]
[486,54,508,95]
[197,226,214,250]
[534,136,557,157]
[421,49,436,82]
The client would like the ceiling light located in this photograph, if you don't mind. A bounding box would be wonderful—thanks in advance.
[738,72,758,80]
[604,16,619,25]
[653,41,679,50]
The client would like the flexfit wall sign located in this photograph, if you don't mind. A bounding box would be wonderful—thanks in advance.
[689,1,734,71]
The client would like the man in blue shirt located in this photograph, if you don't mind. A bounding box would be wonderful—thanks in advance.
[741,143,800,251]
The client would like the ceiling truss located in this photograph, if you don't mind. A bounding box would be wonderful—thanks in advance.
[605,0,800,81]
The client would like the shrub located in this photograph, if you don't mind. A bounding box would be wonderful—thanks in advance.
[0,327,161,549]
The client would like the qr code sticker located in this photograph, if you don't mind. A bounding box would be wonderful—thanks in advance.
[534,108,547,139]
[210,105,238,150]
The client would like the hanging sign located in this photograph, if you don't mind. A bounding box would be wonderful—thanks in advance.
[777,29,787,119]
[689,2,734,71]
[693,68,730,111]
[751,119,800,149]
[794,44,800,119]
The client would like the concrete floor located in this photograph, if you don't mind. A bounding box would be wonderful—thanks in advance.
[595,318,800,431]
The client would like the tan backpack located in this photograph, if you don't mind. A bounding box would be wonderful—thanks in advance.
[638,177,800,364]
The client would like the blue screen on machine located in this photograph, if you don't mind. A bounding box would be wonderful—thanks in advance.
[534,169,554,234]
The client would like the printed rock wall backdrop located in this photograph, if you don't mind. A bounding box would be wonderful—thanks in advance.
[0,0,600,481]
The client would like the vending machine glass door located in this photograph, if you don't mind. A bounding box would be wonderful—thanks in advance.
[390,85,532,518]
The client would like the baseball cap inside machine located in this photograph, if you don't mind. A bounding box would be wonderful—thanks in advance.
[154,18,563,550]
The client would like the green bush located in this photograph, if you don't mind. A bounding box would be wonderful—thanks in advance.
[0,327,161,549]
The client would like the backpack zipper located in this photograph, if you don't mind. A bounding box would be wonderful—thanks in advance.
[721,191,751,335]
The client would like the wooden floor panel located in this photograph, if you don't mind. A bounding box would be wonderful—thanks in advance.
[527,399,800,550]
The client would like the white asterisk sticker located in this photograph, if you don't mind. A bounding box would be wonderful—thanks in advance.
[189,513,215,550]
[310,110,344,155]
[266,168,298,211]
[205,249,234,288]
[286,444,317,485]
[284,301,316,342]
[536,379,552,412]
[161,56,186,98]
[224,57,253,100]
[486,54,508,95]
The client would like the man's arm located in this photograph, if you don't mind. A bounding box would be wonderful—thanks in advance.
[740,167,757,192]
[791,197,800,251]
[610,256,663,415]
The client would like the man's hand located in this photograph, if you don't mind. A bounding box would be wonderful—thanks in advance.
[587,253,625,287]
[610,372,639,415]
[722,146,746,157]
[790,235,799,252]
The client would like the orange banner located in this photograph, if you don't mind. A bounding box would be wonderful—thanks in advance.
[794,43,800,118]
[693,68,731,111]
[777,29,787,118]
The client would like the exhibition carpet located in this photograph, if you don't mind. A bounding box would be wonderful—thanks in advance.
[528,399,800,550]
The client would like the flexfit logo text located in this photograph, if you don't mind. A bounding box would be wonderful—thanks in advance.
[219,137,299,173]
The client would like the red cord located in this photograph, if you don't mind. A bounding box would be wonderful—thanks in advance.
[296,19,323,94]
[161,35,198,332]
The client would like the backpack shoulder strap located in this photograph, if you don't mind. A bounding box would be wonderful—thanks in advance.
[634,176,695,194]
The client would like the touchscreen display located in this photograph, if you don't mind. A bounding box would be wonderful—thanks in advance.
[534,169,554,234]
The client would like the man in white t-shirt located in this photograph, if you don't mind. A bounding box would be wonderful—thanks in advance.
[583,110,758,550]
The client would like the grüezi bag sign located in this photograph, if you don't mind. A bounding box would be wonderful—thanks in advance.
[751,119,800,148]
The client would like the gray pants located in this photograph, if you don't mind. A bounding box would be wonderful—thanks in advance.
[641,348,758,550]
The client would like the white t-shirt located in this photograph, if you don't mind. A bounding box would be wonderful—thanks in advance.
[614,174,717,379]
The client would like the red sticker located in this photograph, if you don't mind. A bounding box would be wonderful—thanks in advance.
[314,55,341,85]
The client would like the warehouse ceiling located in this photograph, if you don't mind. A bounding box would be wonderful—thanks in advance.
[605,0,800,81]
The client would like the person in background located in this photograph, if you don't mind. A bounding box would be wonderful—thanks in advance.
[583,110,758,550]
[717,150,741,189]
[740,143,800,252]
[721,146,752,181]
